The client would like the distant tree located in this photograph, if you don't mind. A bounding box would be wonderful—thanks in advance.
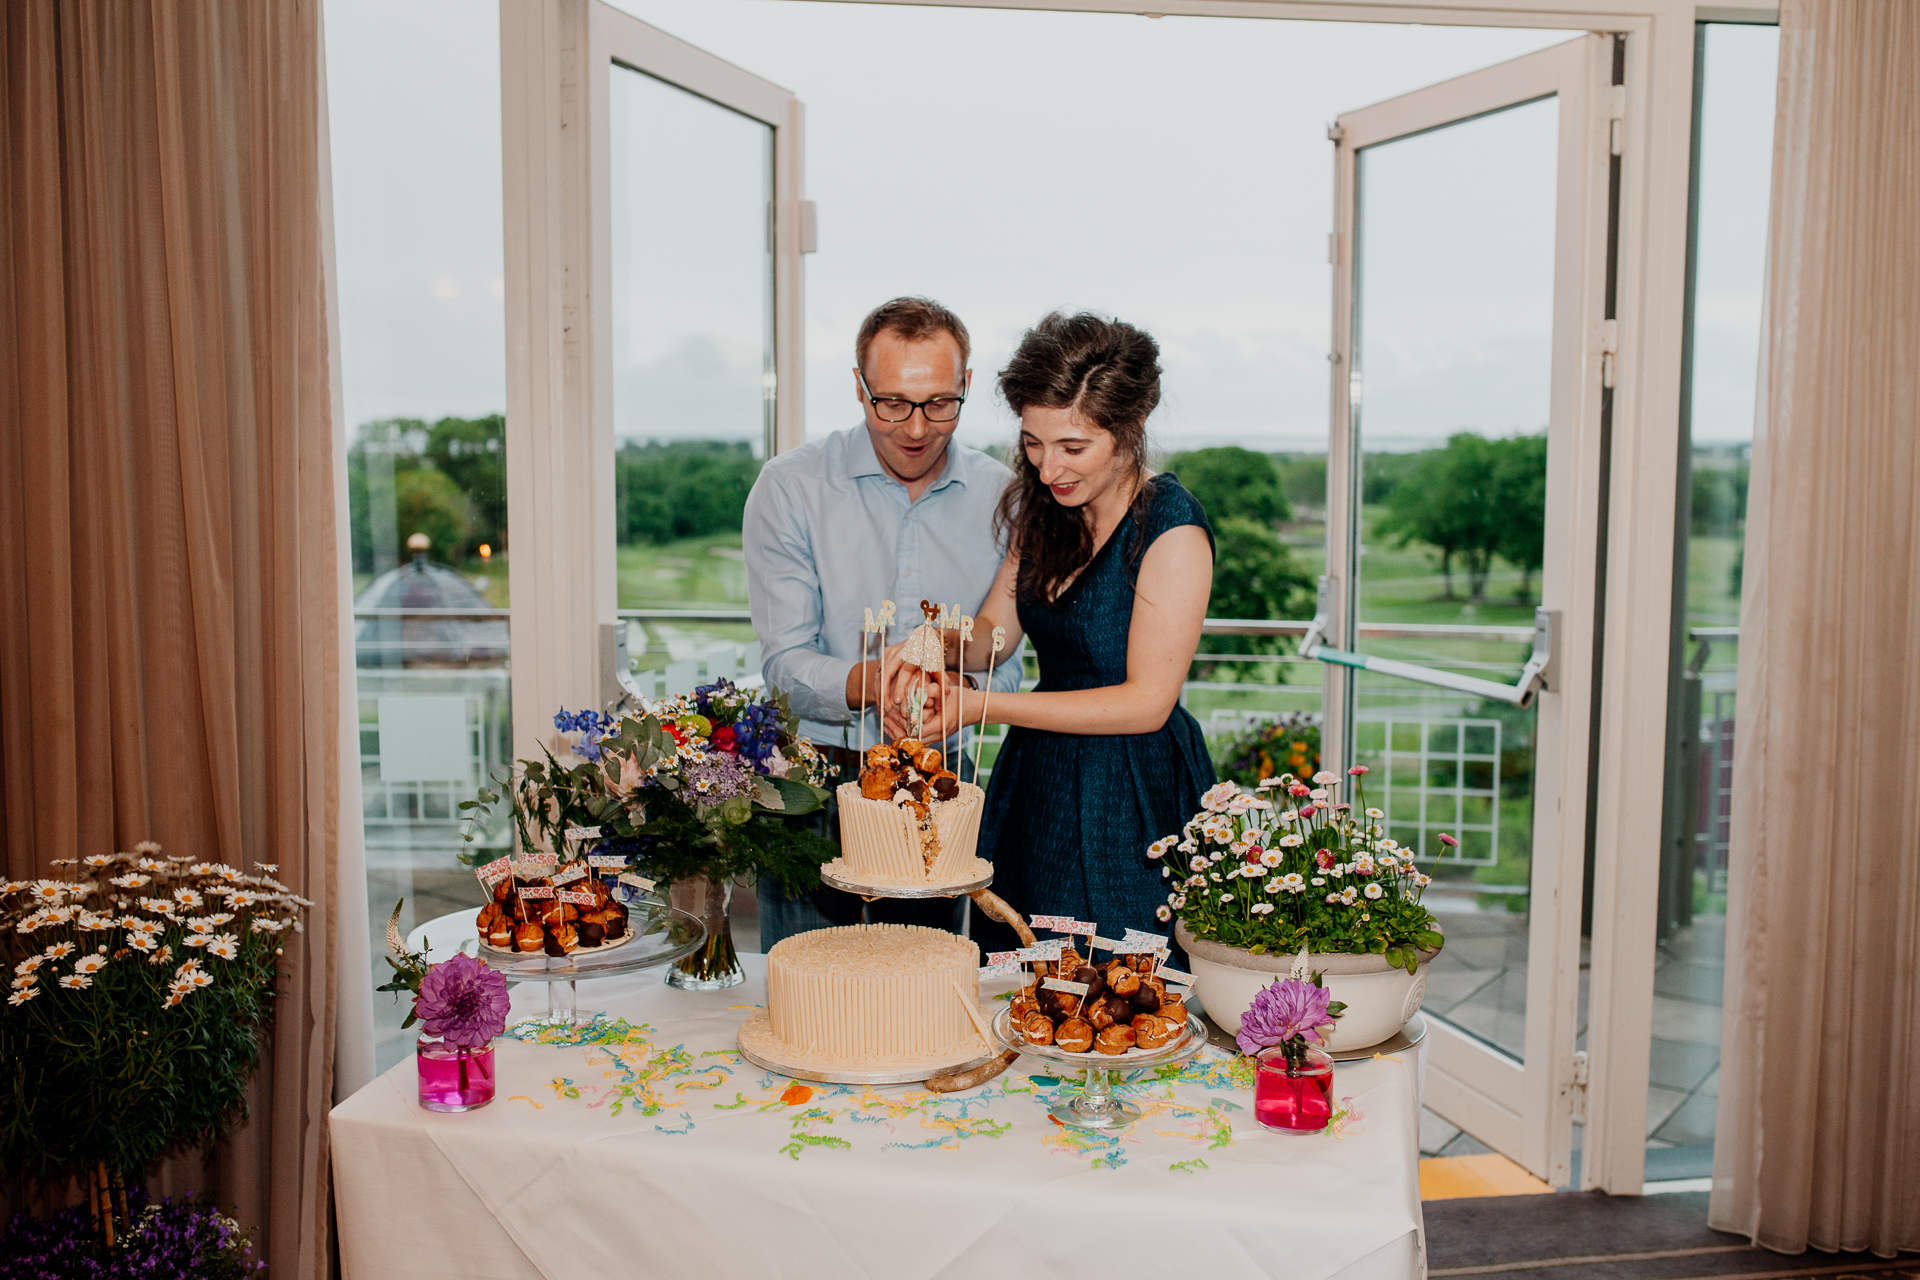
[1377,435,1499,600]
[1362,450,1424,505]
[1167,447,1291,528]
[424,414,506,555]
[1200,516,1316,674]
[1276,453,1327,512]
[1690,461,1749,535]
[394,467,474,562]
[615,441,762,544]
[1492,434,1547,602]
[1377,432,1546,604]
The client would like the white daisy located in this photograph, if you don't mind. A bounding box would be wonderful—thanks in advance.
[14,957,43,976]
[7,988,38,1005]
[1250,902,1274,916]
[59,974,93,990]
[109,874,150,888]
[1364,883,1385,900]
[72,955,108,975]
[207,935,240,961]
[41,942,75,960]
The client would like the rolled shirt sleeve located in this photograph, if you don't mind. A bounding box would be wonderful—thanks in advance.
[743,474,856,729]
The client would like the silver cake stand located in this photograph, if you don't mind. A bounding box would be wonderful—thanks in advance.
[990,1005,1207,1131]
[472,897,706,1027]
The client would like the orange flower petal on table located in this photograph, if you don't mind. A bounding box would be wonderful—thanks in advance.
[779,1084,812,1106]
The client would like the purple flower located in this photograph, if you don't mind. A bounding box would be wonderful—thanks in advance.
[415,952,510,1048]
[682,749,758,801]
[1235,976,1335,1055]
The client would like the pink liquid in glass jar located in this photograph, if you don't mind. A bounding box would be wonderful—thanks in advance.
[1254,1045,1334,1133]
[417,1037,496,1112]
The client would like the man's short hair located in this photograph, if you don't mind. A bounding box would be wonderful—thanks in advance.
[855,297,971,374]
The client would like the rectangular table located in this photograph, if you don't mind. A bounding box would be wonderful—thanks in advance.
[332,955,1425,1280]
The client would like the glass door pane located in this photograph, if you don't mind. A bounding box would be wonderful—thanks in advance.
[327,0,513,1073]
[609,66,773,698]
[1350,96,1558,1064]
[1649,21,1778,1177]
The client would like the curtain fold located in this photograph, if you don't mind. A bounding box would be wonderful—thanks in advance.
[0,3,337,1276]
[1710,0,1920,1259]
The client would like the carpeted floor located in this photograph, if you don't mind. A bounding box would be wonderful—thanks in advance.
[1425,1191,1920,1280]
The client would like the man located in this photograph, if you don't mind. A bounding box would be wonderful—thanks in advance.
[743,297,1022,947]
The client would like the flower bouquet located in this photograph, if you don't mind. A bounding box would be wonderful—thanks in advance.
[461,680,836,988]
[0,843,308,1243]
[0,1191,265,1279]
[1151,767,1445,1048]
[1237,953,1347,1133]
[380,908,512,1111]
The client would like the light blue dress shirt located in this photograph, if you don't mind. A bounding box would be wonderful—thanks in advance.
[743,425,1025,749]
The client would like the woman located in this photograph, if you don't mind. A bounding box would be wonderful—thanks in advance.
[906,312,1215,944]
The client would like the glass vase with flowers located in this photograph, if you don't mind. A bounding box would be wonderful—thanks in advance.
[380,916,511,1111]
[1238,955,1345,1134]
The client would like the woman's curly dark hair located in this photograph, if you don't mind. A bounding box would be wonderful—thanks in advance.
[993,312,1161,604]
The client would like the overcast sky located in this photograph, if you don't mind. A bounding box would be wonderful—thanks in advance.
[325,2,1774,456]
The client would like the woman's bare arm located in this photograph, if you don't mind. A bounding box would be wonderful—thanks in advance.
[926,525,1212,738]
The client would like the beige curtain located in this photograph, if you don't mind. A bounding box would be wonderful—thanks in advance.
[0,2,337,1276]
[1710,0,1920,1259]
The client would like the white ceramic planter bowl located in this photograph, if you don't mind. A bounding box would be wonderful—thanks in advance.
[1175,921,1442,1053]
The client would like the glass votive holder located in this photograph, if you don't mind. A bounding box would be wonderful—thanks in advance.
[1253,1044,1334,1134]
[417,1036,496,1112]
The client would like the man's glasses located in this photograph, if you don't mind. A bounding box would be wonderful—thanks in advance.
[857,370,966,424]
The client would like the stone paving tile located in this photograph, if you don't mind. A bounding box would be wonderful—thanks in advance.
[1653,1087,1720,1147]
[1420,1106,1462,1156]
[1652,994,1725,1047]
[1645,1084,1689,1136]
[1649,1036,1721,1093]
[1653,957,1726,1003]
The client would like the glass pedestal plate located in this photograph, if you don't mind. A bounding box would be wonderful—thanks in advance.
[470,894,706,1027]
[989,1005,1207,1131]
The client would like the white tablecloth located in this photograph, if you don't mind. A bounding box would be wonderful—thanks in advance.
[332,955,1425,1280]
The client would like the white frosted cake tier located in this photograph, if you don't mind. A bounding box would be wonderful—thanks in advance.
[763,924,982,1066]
[835,779,985,885]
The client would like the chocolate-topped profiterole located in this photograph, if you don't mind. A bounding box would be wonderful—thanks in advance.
[1021,1013,1055,1046]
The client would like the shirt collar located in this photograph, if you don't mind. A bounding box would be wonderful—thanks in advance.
[845,424,970,494]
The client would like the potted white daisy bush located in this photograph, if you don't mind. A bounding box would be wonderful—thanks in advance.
[1153,767,1445,1051]
[0,842,308,1249]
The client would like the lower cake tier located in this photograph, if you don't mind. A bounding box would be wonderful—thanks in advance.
[765,924,981,1064]
[836,780,985,883]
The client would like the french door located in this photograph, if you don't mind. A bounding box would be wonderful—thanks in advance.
[1323,35,1617,1185]
[500,1,808,754]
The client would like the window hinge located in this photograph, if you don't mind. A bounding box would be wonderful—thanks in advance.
[1570,1048,1590,1120]
[1327,122,1345,145]
[1608,85,1627,156]
[1600,318,1619,388]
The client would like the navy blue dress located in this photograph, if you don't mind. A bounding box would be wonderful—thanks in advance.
[979,475,1216,941]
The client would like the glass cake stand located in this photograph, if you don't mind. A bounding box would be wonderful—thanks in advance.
[472,896,706,1027]
[990,1005,1207,1131]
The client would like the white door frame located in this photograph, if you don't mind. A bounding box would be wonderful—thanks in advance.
[498,0,806,764]
[498,0,1743,1191]
[1325,35,1612,1187]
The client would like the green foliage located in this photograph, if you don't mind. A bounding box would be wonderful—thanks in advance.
[393,466,475,561]
[1167,447,1292,527]
[1362,450,1424,505]
[1211,713,1322,789]
[1200,518,1315,670]
[1691,459,1749,535]
[347,415,505,571]
[0,854,306,1190]
[1374,432,1547,603]
[424,414,507,550]
[616,441,761,545]
[1274,453,1327,511]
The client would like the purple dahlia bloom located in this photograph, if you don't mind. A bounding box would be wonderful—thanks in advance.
[416,952,511,1048]
[1235,976,1335,1056]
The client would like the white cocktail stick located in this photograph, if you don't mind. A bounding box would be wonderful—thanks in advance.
[859,607,875,758]
[974,626,1006,779]
[959,614,975,763]
[878,599,896,742]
